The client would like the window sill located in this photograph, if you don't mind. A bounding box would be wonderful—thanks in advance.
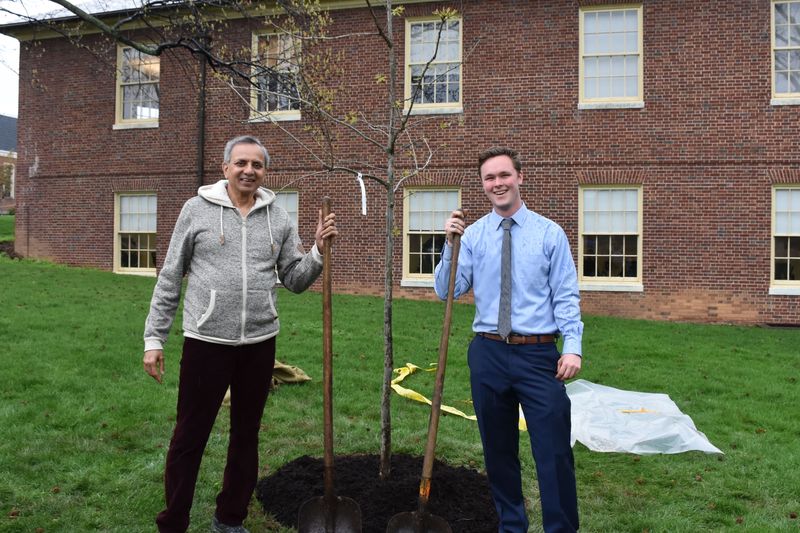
[115,269,157,277]
[404,105,463,116]
[113,121,159,130]
[249,112,301,123]
[769,286,800,295]
[579,282,643,292]
[578,101,644,110]
[401,278,435,288]
[770,97,800,106]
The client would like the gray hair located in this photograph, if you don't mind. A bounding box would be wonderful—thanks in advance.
[223,135,271,166]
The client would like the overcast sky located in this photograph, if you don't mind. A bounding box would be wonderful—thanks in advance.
[0,0,132,118]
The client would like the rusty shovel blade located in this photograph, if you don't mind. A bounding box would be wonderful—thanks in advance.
[297,495,362,533]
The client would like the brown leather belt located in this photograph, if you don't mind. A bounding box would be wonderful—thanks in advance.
[479,332,556,345]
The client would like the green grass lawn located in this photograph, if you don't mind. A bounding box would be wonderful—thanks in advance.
[0,214,13,241]
[1,256,799,532]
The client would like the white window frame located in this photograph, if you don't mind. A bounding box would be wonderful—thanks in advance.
[114,192,157,276]
[404,17,463,115]
[770,186,800,294]
[578,186,643,292]
[578,5,644,110]
[771,1,800,105]
[114,46,159,129]
[401,188,460,287]
[250,33,301,122]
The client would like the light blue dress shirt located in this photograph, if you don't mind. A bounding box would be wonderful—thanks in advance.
[434,204,583,356]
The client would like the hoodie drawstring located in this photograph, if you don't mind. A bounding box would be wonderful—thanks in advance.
[219,205,225,245]
[267,205,276,254]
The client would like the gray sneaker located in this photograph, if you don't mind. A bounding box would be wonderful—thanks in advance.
[211,515,250,533]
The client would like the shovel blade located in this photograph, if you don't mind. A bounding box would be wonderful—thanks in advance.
[297,495,362,533]
[386,511,452,533]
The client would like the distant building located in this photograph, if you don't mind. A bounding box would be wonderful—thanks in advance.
[1,1,799,324]
[0,114,15,208]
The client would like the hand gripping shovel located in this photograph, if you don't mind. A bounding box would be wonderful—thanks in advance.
[298,197,362,533]
[386,233,461,533]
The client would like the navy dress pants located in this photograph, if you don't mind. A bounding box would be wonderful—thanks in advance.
[468,335,578,533]
[156,337,276,533]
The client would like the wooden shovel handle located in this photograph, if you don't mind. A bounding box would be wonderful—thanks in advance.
[417,232,461,511]
[321,197,336,506]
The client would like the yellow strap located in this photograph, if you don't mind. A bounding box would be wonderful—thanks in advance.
[391,362,528,431]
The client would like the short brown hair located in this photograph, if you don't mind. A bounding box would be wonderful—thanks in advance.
[477,147,522,176]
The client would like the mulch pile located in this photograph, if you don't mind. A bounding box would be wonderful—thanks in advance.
[256,453,498,533]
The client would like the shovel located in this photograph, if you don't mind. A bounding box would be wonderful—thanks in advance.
[386,233,461,533]
[298,197,362,533]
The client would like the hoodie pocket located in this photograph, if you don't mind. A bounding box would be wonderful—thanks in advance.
[243,288,278,338]
[196,289,217,329]
[188,289,242,340]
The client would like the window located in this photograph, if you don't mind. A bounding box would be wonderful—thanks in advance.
[579,187,642,290]
[405,18,462,114]
[402,188,460,285]
[251,33,301,121]
[115,193,157,274]
[274,190,299,225]
[579,6,643,108]
[115,46,159,128]
[772,187,800,290]
[772,1,800,104]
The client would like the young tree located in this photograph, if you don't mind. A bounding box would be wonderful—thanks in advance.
[1,0,467,480]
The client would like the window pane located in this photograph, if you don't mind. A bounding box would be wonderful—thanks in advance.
[597,256,610,276]
[777,212,790,233]
[776,236,789,257]
[611,235,624,254]
[584,235,596,254]
[776,24,789,47]
[790,259,800,280]
[791,236,800,256]
[776,71,790,93]
[598,235,610,254]
[625,235,637,254]
[776,259,789,280]
[776,3,788,25]
[625,258,637,277]
[625,9,638,31]
[583,256,596,277]
[610,256,624,276]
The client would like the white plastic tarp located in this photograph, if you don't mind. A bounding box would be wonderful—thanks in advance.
[565,379,723,455]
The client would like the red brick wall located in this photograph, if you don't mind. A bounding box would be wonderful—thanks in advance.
[11,0,800,324]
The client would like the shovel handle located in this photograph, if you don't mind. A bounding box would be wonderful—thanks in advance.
[417,232,461,511]
[321,197,336,507]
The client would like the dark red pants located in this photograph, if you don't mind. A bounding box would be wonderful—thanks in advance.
[156,337,276,533]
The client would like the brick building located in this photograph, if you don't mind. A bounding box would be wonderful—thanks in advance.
[2,0,799,324]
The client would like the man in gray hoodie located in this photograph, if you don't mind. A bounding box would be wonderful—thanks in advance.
[142,135,337,533]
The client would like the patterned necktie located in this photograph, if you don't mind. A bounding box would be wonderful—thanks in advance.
[497,218,513,338]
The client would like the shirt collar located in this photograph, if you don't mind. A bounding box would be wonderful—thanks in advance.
[491,203,528,229]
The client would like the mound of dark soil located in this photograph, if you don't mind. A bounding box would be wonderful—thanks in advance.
[0,241,21,259]
[256,453,498,533]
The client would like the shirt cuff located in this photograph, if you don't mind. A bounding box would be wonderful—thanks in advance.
[144,338,164,352]
[311,243,323,261]
[562,338,582,357]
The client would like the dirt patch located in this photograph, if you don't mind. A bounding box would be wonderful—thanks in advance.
[257,453,498,533]
[0,241,22,259]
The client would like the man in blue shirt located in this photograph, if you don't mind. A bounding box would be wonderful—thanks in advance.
[434,147,583,533]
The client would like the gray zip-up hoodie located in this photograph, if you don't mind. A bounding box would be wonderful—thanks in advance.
[143,179,323,351]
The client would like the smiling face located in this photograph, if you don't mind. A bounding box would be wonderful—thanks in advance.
[222,142,267,203]
[479,154,524,217]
